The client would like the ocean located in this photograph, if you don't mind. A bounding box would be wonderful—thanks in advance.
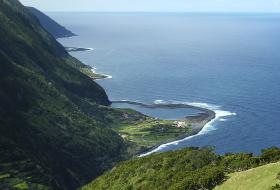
[51,12,280,154]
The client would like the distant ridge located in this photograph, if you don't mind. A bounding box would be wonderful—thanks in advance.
[27,6,76,38]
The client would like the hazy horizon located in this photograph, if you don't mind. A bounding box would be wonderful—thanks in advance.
[44,11,280,14]
[19,0,280,13]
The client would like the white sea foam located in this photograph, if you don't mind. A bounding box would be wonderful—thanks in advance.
[66,47,94,52]
[90,67,112,80]
[94,74,113,80]
[86,48,94,51]
[154,100,167,104]
[139,101,236,157]
[91,68,96,73]
[187,102,220,110]
[104,74,113,79]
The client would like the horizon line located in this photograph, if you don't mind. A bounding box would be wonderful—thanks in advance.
[45,10,280,14]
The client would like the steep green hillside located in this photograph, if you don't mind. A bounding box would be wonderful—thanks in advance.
[0,2,217,189]
[82,147,280,190]
[0,0,143,189]
[2,1,280,190]
[82,147,225,190]
[27,7,76,38]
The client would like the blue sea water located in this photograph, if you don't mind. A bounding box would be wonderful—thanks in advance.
[51,12,280,154]
[111,102,201,120]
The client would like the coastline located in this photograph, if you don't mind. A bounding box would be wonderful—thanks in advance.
[111,100,217,157]
[138,103,236,157]
[64,45,113,80]
[136,116,215,157]
[65,45,215,156]
[138,111,216,157]
[90,68,113,80]
[65,46,94,52]
[67,46,234,157]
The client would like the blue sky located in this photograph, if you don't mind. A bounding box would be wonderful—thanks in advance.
[19,0,280,12]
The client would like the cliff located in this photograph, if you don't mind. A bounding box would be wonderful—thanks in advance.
[27,6,76,38]
[0,0,127,189]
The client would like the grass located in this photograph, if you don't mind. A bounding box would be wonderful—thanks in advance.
[215,162,280,190]
[14,182,28,189]
[79,67,108,80]
[0,173,10,179]
[114,117,193,154]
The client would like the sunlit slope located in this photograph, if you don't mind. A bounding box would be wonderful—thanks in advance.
[82,147,280,190]
[215,162,280,190]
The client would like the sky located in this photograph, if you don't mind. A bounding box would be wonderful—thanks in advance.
[19,0,280,13]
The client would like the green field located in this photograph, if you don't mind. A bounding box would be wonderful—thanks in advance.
[114,117,193,154]
[215,162,280,190]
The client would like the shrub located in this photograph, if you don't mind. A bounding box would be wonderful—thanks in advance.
[260,147,280,163]
[277,172,280,180]
[220,153,259,172]
[271,184,280,190]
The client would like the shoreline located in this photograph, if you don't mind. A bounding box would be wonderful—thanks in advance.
[69,47,234,157]
[64,45,113,80]
[111,100,217,157]
[139,111,216,157]
[138,102,236,157]
[90,68,113,80]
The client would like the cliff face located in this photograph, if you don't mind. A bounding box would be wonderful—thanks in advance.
[27,6,76,38]
[0,0,125,189]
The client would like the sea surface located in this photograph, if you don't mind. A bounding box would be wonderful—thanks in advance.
[51,12,280,154]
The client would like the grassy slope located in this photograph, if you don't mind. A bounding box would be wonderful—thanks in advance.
[215,162,280,190]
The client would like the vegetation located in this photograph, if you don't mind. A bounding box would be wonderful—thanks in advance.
[79,66,108,80]
[63,56,109,80]
[82,147,280,190]
[1,1,280,190]
[272,184,280,190]
[82,147,224,190]
[0,0,143,189]
[114,118,193,155]
[214,162,280,190]
[0,1,206,189]
[271,172,280,190]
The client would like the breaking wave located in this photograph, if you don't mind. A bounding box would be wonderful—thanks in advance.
[139,101,236,157]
